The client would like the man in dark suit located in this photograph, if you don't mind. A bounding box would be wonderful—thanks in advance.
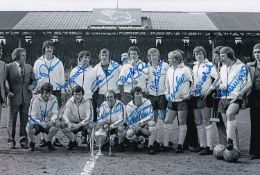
[0,45,6,122]
[6,48,35,149]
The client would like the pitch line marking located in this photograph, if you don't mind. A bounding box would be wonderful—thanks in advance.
[80,155,99,175]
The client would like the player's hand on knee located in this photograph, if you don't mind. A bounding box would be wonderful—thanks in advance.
[40,122,48,129]
[110,124,116,130]
[140,128,150,136]
[74,123,81,130]
[69,124,77,131]
[51,119,62,128]
[126,128,135,140]
[117,125,126,133]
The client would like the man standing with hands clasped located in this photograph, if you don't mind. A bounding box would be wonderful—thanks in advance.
[5,48,35,149]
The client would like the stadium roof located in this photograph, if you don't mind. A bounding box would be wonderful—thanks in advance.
[0,11,27,30]
[142,12,217,31]
[0,11,260,33]
[207,12,260,32]
[13,11,92,30]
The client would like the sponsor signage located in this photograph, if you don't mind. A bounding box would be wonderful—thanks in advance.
[91,8,141,26]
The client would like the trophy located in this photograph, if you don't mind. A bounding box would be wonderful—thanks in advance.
[94,127,108,156]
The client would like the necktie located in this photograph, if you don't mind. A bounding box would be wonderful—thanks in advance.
[19,64,25,79]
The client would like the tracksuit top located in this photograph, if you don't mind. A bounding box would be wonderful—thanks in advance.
[125,98,153,128]
[218,59,252,99]
[165,63,193,102]
[69,66,97,99]
[97,100,125,127]
[117,60,148,92]
[28,94,58,127]
[33,56,65,92]
[192,59,221,96]
[94,60,121,94]
[147,61,169,96]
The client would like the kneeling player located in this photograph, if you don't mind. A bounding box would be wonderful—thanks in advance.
[97,90,125,151]
[26,83,74,151]
[63,85,94,150]
[125,86,157,154]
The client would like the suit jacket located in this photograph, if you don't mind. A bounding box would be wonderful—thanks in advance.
[247,61,257,83]
[0,60,6,103]
[6,62,35,106]
[247,61,257,96]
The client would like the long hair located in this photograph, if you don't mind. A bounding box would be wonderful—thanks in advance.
[42,40,54,54]
[220,46,236,60]
[193,46,206,58]
[12,48,26,61]
[78,50,91,65]
[147,48,160,59]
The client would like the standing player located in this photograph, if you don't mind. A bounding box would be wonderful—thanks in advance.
[218,47,252,151]
[93,48,121,110]
[164,50,193,153]
[191,46,220,155]
[146,48,169,146]
[69,50,97,101]
[118,46,148,105]
[147,48,169,122]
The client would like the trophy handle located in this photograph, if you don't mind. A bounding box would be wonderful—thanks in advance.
[90,128,95,157]
[108,127,113,156]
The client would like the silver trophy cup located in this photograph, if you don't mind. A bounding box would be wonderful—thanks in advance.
[94,127,108,156]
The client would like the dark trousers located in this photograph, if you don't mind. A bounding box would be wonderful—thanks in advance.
[7,104,29,142]
[216,113,227,145]
[0,96,3,121]
[92,90,99,122]
[249,92,260,156]
[184,106,198,148]
[0,101,2,122]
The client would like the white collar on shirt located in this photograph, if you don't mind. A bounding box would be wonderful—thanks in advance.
[15,61,20,68]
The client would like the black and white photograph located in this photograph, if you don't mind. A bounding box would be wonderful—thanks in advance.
[0,0,260,174]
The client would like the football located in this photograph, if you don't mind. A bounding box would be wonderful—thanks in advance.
[223,149,240,163]
[213,144,226,160]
